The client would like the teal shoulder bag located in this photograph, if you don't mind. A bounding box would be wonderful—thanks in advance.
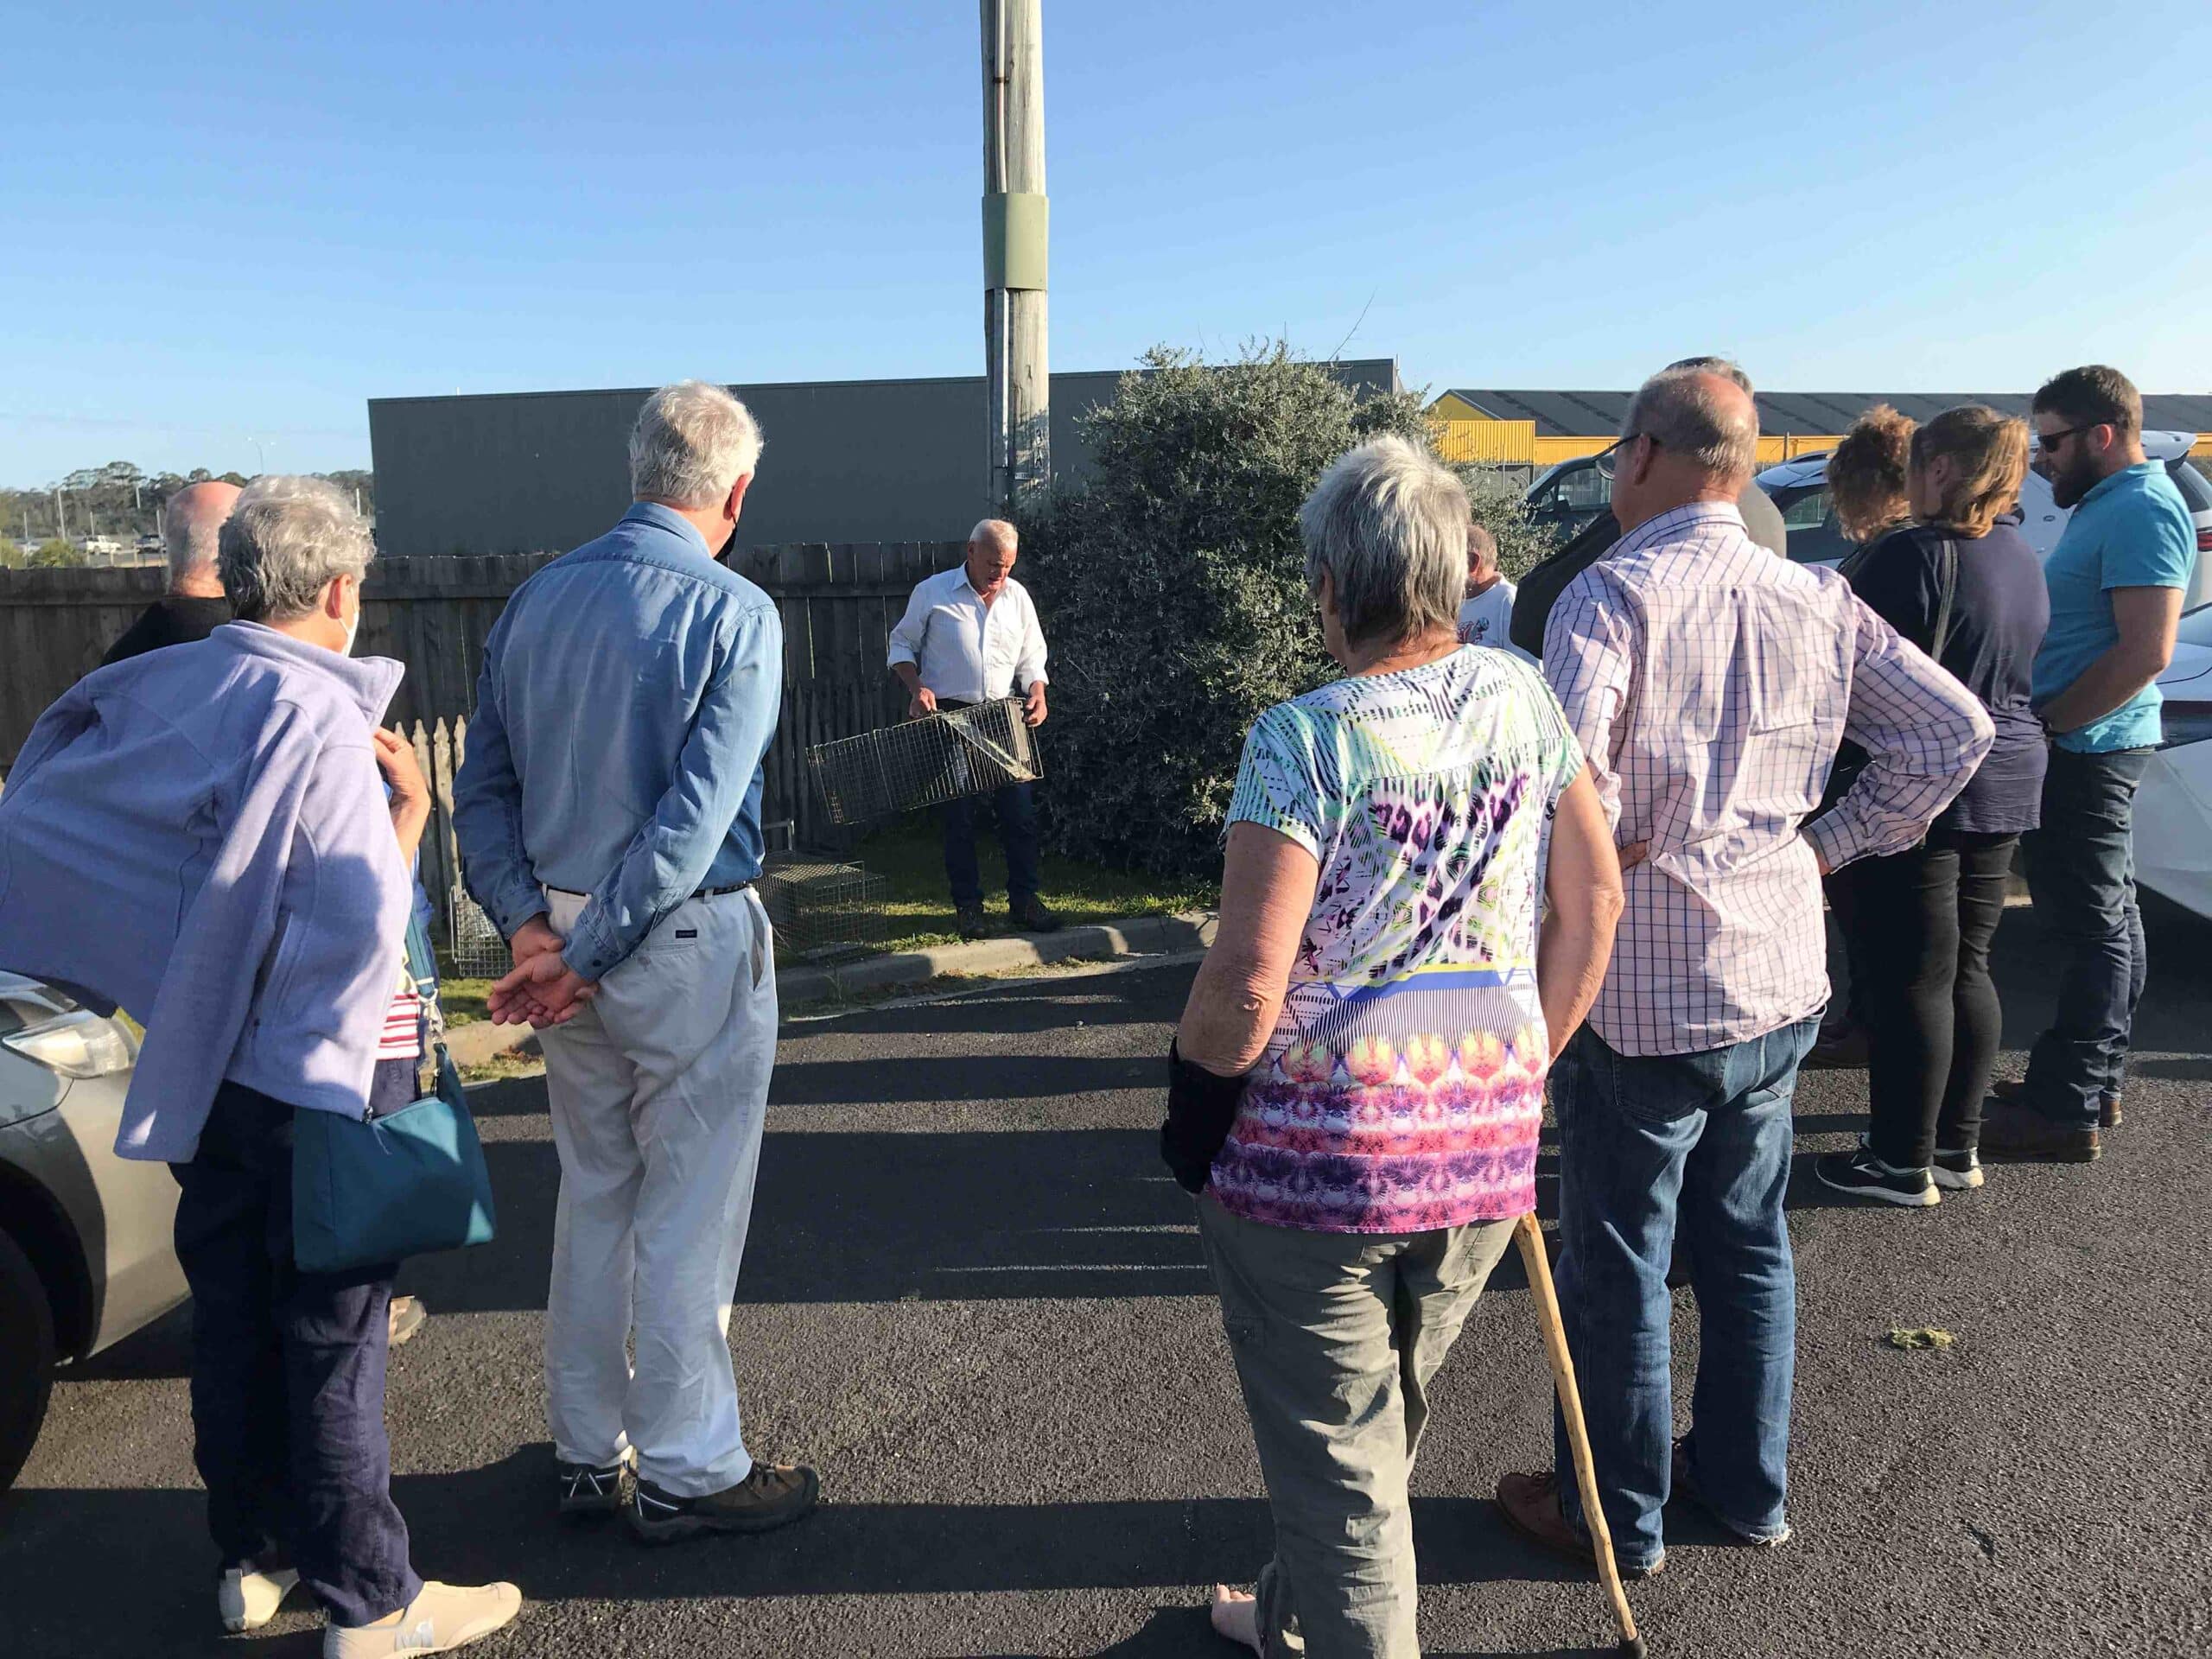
[292,910,499,1274]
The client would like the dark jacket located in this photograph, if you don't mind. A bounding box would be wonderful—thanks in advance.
[1510,480,1789,658]
[101,594,233,665]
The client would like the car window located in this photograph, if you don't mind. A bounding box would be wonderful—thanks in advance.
[1760,485,1852,566]
[1780,487,1829,531]
[2165,459,2212,512]
[1556,464,1612,512]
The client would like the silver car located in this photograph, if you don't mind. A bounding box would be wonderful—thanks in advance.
[0,973,188,1489]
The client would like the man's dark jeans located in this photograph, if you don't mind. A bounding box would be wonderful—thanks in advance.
[2023,747,2152,1128]
[944,782,1040,908]
[1549,1017,1818,1572]
[1844,829,2019,1168]
[170,1079,420,1628]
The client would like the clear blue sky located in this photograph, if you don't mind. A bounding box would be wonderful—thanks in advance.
[5,0,2209,482]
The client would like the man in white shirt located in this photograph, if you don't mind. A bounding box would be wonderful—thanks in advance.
[887,518,1058,938]
[1455,521,1530,662]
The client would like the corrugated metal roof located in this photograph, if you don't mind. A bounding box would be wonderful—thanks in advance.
[1438,388,2212,436]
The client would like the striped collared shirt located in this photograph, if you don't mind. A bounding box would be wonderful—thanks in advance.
[1543,502,1993,1057]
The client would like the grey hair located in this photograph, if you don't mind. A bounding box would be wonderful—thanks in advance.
[629,380,764,507]
[968,518,1017,550]
[1299,435,1470,648]
[1622,367,1760,480]
[218,476,377,623]
[1664,353,1755,396]
[162,503,222,586]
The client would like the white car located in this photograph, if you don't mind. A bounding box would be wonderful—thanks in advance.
[1756,437,2212,921]
[0,975,188,1488]
[1755,430,2212,605]
[2134,605,2212,920]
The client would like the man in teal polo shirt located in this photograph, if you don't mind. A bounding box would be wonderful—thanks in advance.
[1984,365,2198,1162]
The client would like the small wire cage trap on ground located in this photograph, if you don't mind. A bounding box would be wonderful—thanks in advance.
[807,697,1044,825]
[757,856,892,961]
[447,888,512,980]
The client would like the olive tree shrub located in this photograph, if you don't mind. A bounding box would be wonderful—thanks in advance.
[1018,342,1431,877]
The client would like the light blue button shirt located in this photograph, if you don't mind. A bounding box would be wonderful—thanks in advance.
[2032,462,2198,754]
[453,504,784,982]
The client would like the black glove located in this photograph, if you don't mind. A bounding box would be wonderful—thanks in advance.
[1161,1039,1248,1194]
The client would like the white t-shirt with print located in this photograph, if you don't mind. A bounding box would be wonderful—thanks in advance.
[1456,580,1529,661]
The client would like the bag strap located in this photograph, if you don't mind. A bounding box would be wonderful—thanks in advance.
[1929,536,1960,663]
[403,908,449,1097]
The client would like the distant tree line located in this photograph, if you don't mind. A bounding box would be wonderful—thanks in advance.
[0,461,375,559]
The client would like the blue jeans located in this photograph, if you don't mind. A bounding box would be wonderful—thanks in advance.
[2022,747,2152,1128]
[944,781,1040,908]
[170,1075,422,1628]
[1550,1017,1818,1572]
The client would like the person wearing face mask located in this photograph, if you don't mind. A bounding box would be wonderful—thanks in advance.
[0,476,521,1656]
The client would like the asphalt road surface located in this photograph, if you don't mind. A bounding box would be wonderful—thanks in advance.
[6,902,2209,1658]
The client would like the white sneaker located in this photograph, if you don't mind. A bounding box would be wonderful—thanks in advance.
[219,1560,302,1632]
[323,1580,523,1657]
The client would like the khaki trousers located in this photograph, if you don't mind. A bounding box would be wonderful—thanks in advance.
[1199,1196,1517,1659]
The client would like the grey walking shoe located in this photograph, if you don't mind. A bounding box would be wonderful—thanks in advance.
[556,1455,632,1519]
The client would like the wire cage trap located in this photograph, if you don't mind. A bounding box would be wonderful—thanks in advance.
[757,856,892,961]
[447,888,513,980]
[806,697,1044,825]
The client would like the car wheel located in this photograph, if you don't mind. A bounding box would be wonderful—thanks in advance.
[0,1225,57,1491]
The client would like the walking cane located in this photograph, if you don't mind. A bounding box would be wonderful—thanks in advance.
[1515,1211,1646,1658]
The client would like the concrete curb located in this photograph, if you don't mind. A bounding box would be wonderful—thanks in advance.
[443,908,1217,1066]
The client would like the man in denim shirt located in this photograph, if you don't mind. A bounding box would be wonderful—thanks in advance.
[454,381,818,1541]
[1984,365,2198,1162]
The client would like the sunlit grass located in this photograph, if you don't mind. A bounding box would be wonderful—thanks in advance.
[834,819,1215,956]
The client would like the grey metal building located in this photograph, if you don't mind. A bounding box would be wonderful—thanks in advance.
[369,360,1403,557]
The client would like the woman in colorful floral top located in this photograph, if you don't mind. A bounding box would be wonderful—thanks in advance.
[1166,436,1623,1659]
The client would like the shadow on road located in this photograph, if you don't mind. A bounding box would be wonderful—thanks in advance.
[0,1459,1597,1657]
[397,1128,1214,1316]
[387,1126,1913,1324]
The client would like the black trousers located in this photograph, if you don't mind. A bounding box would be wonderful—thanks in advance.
[1841,830,2019,1169]
[170,1076,421,1627]
[2022,747,2152,1126]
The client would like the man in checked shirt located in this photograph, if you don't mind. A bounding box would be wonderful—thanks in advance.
[1497,366,1993,1579]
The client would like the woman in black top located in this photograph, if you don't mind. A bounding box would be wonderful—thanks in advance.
[1806,408,1918,1070]
[1815,406,2047,1207]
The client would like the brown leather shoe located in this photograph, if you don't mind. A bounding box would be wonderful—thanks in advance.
[1495,1471,1665,1580]
[627,1461,821,1543]
[1979,1096,2100,1163]
[1993,1077,2120,1129]
[1008,896,1063,934]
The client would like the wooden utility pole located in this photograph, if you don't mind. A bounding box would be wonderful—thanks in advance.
[982,0,1048,511]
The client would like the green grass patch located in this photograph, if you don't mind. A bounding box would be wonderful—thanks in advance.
[831,819,1215,957]
[459,1045,544,1085]
[438,977,492,1028]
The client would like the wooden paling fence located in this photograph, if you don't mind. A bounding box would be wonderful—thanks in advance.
[396,714,473,952]
[0,541,967,941]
